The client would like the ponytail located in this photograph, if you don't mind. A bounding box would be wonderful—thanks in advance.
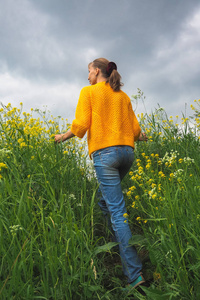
[107,69,123,92]
[90,58,123,91]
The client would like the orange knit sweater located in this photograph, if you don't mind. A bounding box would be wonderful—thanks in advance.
[71,82,141,157]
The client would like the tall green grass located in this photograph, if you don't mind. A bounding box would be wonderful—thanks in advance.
[0,104,115,299]
[125,102,200,299]
[0,100,200,299]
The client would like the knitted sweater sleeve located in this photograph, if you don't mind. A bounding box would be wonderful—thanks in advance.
[71,87,91,138]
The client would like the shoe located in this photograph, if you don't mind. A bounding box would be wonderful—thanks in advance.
[129,275,145,289]
[122,274,145,292]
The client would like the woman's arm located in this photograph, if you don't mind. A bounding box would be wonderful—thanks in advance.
[55,129,75,143]
[138,132,148,141]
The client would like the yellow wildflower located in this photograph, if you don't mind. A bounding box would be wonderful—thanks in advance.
[153,272,161,280]
[0,163,8,169]
[126,190,132,197]
[123,213,129,218]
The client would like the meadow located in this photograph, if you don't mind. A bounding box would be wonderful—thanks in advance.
[0,97,200,299]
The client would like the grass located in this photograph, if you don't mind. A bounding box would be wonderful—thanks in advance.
[0,99,200,299]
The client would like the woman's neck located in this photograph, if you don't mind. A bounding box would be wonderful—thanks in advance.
[96,73,106,83]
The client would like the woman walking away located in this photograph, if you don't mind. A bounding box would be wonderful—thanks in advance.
[55,58,148,290]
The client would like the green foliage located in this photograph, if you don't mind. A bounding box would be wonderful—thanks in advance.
[124,99,200,299]
[1,100,200,299]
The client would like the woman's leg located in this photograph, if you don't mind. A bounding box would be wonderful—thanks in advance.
[93,146,142,283]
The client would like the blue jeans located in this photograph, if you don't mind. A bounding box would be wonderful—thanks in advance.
[92,146,142,283]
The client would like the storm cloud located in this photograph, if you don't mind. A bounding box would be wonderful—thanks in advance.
[0,0,200,122]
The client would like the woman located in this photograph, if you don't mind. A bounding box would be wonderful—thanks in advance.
[55,58,147,289]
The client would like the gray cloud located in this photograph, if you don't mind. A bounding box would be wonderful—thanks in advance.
[0,0,200,122]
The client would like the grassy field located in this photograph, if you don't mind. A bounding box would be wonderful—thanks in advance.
[0,99,200,299]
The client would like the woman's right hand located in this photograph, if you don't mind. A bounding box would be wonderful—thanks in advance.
[55,130,75,143]
[138,132,148,141]
[55,134,64,143]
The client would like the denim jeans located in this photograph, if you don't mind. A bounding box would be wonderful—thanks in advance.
[92,146,142,283]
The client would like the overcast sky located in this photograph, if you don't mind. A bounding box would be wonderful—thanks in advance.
[0,0,200,124]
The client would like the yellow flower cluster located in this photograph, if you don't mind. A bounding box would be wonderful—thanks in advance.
[127,150,194,217]
[0,162,8,179]
[1,104,55,149]
[189,99,200,133]
[0,103,76,147]
[0,103,87,181]
[136,108,183,143]
[0,162,7,170]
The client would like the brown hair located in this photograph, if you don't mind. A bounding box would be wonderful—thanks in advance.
[89,58,123,91]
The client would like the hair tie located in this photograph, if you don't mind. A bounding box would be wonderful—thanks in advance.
[106,62,117,76]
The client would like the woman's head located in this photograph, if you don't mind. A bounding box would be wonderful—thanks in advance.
[88,58,123,91]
